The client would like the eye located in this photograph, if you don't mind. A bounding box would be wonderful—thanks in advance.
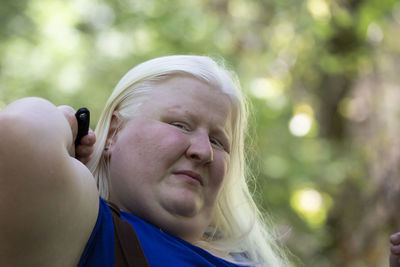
[210,136,231,153]
[210,137,224,149]
[170,122,191,132]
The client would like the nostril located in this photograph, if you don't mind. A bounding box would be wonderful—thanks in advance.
[190,154,199,160]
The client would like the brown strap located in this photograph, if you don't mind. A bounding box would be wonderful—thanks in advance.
[107,202,150,267]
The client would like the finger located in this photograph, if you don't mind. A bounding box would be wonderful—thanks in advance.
[390,253,400,267]
[391,233,400,245]
[392,245,400,255]
[80,129,96,145]
[76,145,94,158]
[76,155,91,165]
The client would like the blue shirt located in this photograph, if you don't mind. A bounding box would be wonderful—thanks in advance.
[78,198,249,267]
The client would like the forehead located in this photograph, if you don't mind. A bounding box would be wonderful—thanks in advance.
[140,75,234,132]
[145,75,231,106]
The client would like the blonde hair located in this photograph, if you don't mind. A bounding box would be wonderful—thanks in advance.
[87,55,291,266]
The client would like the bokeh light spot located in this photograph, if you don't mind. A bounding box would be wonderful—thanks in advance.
[96,30,132,58]
[291,188,331,228]
[289,113,312,137]
[250,78,284,99]
[366,22,383,44]
[307,0,331,21]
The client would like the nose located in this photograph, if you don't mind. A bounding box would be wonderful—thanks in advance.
[186,132,213,164]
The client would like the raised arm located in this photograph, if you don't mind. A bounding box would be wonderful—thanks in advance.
[0,97,99,266]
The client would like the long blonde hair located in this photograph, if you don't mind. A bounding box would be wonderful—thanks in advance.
[87,55,291,266]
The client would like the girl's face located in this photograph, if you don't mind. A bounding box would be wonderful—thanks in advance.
[108,75,233,242]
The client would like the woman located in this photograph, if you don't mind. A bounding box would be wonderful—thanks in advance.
[0,55,290,266]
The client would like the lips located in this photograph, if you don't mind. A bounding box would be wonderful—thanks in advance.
[173,170,203,186]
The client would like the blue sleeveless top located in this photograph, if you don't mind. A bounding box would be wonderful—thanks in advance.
[78,198,249,267]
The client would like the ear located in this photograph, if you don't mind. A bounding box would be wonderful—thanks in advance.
[104,111,122,154]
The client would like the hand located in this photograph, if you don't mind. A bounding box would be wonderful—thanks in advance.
[390,232,400,267]
[75,129,96,164]
[57,105,96,164]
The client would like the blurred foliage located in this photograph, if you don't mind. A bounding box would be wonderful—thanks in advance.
[1,0,400,266]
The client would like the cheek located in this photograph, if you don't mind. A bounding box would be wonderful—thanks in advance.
[109,125,189,198]
[148,126,190,162]
[211,153,230,189]
[113,124,189,170]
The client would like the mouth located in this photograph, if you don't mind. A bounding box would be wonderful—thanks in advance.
[173,170,203,186]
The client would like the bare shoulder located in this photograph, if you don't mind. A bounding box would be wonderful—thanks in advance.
[0,98,99,266]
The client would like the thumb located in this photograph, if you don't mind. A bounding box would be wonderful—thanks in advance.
[57,105,78,148]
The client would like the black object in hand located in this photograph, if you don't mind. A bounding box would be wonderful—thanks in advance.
[75,107,90,147]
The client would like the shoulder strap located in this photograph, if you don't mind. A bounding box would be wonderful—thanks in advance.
[107,201,150,267]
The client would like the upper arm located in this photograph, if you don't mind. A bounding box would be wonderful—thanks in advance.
[0,98,99,266]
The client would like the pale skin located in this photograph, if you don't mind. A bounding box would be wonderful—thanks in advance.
[0,98,98,266]
[57,105,96,164]
[107,75,233,243]
[0,76,234,265]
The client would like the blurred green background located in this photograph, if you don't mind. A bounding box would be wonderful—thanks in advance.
[1,0,400,266]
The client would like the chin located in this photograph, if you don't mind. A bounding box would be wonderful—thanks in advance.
[162,193,203,218]
[171,200,201,217]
